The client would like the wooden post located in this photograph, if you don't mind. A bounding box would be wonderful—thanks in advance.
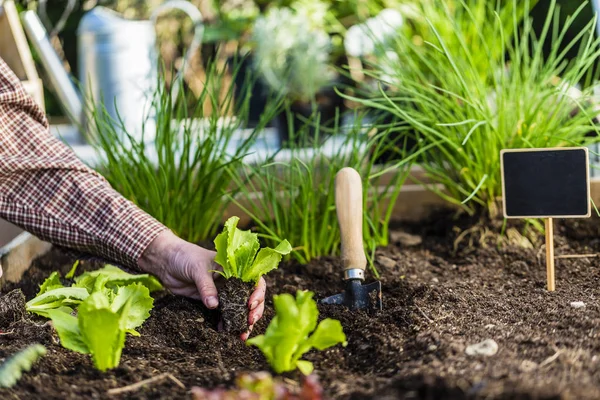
[0,0,45,109]
[545,217,555,291]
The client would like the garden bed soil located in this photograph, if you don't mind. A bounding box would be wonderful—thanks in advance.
[1,211,600,399]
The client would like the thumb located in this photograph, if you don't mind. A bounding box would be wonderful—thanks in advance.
[194,268,219,309]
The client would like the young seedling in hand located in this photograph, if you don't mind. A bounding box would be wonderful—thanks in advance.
[214,216,292,335]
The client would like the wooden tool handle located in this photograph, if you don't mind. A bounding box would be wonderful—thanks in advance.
[335,167,367,272]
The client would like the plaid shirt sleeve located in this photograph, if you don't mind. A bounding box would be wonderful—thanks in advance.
[0,58,168,270]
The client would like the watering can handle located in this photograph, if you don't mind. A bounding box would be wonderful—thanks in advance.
[150,1,204,95]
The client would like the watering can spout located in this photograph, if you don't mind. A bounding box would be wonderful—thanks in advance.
[21,10,83,126]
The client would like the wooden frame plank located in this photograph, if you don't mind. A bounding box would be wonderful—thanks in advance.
[0,0,38,80]
[0,0,44,109]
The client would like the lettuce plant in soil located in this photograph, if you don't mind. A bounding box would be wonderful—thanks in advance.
[351,0,600,219]
[247,290,347,375]
[214,216,291,334]
[25,264,162,371]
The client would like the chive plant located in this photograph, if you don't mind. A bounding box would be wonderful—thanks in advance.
[230,111,412,271]
[89,59,282,243]
[352,0,600,218]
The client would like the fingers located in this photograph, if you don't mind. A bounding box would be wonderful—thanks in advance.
[240,327,252,341]
[248,278,265,326]
[248,301,264,326]
[193,269,219,309]
[248,277,266,311]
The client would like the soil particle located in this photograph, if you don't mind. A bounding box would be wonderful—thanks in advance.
[377,256,396,270]
[390,230,423,247]
[218,278,254,335]
[465,339,499,357]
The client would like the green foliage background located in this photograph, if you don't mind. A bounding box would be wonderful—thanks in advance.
[14,0,594,117]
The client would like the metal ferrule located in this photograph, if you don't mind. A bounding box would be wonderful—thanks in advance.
[344,268,365,281]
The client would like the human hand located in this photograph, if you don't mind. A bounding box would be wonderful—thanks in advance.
[138,230,266,340]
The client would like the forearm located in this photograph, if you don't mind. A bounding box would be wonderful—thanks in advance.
[0,58,167,269]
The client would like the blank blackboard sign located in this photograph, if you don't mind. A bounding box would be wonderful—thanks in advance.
[501,148,590,218]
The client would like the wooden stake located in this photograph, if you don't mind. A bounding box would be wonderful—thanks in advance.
[545,218,555,291]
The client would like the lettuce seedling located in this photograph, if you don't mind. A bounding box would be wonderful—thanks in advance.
[25,264,162,318]
[247,290,347,375]
[26,263,161,371]
[45,282,153,371]
[214,216,292,283]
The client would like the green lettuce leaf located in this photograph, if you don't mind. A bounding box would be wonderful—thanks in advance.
[110,283,153,333]
[242,240,292,282]
[247,290,347,375]
[214,216,290,283]
[306,319,347,350]
[36,272,64,295]
[45,309,89,354]
[214,216,260,279]
[65,260,80,279]
[78,292,127,371]
[26,287,89,316]
[74,265,163,293]
[28,266,158,372]
[295,360,314,376]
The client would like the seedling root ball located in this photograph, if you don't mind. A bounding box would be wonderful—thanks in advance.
[218,278,254,334]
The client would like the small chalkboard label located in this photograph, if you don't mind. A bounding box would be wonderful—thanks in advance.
[501,147,590,219]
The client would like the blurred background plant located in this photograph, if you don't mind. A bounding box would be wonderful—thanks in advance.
[251,6,334,105]
[89,57,282,244]
[14,0,595,125]
[350,0,600,219]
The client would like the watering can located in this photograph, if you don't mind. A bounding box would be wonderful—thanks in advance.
[22,1,203,143]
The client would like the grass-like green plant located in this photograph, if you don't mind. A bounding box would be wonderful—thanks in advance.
[0,344,46,388]
[352,0,600,217]
[88,58,282,243]
[26,265,162,371]
[230,112,413,269]
[213,216,292,283]
[247,290,347,375]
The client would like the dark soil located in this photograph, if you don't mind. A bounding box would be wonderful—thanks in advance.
[218,278,254,334]
[1,212,600,399]
[0,289,26,327]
